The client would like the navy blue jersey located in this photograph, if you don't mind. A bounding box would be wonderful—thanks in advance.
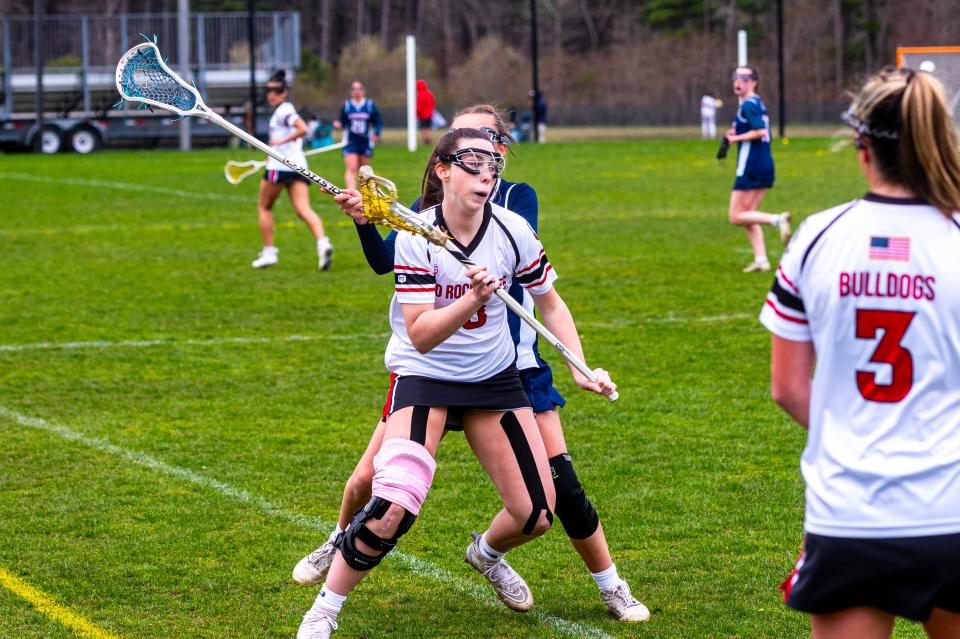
[733,95,774,180]
[339,99,383,146]
[353,178,547,369]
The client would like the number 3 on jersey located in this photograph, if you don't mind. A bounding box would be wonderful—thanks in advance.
[855,309,915,403]
[463,305,487,330]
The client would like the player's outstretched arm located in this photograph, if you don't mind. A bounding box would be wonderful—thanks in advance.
[532,288,616,398]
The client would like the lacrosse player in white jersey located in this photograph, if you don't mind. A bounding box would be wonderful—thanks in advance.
[762,67,960,639]
[292,105,649,623]
[250,70,334,270]
[295,128,616,638]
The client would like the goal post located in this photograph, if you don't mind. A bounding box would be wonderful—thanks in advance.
[897,46,960,126]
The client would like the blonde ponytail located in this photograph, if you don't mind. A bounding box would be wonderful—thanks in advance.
[847,67,960,217]
[899,72,960,216]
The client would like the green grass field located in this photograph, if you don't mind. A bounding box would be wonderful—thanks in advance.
[0,138,928,638]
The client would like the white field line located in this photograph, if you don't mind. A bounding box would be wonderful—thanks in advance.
[0,405,613,639]
[0,171,249,204]
[0,219,357,238]
[0,314,753,355]
[0,333,391,353]
[584,312,754,328]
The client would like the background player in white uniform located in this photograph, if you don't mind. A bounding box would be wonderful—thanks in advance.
[251,70,333,271]
[761,67,960,639]
[292,105,648,623]
[295,129,616,639]
[701,91,718,139]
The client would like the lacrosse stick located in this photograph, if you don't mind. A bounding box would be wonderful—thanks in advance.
[115,41,617,402]
[224,136,348,185]
[116,41,345,196]
[357,166,619,402]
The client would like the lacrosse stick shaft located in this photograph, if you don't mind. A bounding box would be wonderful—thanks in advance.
[304,138,348,157]
[203,108,344,195]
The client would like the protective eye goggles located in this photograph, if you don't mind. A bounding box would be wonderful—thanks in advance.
[265,85,286,95]
[448,126,508,145]
[732,72,757,82]
[438,148,506,176]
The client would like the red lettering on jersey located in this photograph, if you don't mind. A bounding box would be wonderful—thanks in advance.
[836,271,935,301]
[925,276,936,301]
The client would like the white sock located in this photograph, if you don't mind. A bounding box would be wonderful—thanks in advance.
[754,256,769,264]
[262,245,278,255]
[328,524,343,543]
[315,584,347,615]
[478,533,506,562]
[591,564,621,591]
[318,237,332,250]
[770,215,781,228]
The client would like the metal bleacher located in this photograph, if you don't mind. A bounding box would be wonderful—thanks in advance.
[1,11,300,117]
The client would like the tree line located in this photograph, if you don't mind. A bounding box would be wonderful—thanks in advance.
[3,0,955,124]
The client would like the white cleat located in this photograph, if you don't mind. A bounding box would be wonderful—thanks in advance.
[742,259,771,273]
[318,241,333,271]
[292,540,337,586]
[464,531,533,612]
[778,211,793,245]
[297,606,338,639]
[252,247,278,269]
[600,581,651,622]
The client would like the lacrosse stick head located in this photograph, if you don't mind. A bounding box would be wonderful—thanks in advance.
[357,166,450,245]
[116,41,203,117]
[224,160,263,185]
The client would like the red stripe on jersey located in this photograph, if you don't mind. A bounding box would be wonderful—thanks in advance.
[517,249,546,275]
[524,264,554,288]
[396,286,435,293]
[764,299,808,324]
[395,264,432,273]
[777,265,800,294]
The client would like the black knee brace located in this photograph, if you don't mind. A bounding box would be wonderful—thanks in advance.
[336,496,417,571]
[550,453,599,540]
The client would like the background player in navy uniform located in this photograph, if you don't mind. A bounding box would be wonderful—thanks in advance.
[333,80,382,190]
[763,67,960,639]
[251,70,333,270]
[292,105,649,623]
[295,128,616,638]
[725,66,791,273]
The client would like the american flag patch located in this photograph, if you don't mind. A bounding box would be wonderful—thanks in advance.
[869,236,910,261]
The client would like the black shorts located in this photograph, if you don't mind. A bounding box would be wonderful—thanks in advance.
[418,118,432,129]
[384,367,531,430]
[783,532,960,621]
[262,169,311,186]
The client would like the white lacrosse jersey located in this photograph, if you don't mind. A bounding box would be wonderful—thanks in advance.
[760,193,960,538]
[700,95,717,117]
[266,101,307,172]
[386,201,558,382]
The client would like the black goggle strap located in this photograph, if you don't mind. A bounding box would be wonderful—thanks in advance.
[438,148,505,175]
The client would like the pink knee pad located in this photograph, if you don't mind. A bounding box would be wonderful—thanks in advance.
[372,438,436,516]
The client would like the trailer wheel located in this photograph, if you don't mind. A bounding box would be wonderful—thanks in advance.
[68,126,101,154]
[34,126,64,154]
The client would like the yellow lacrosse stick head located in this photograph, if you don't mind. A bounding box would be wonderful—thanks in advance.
[357,166,448,245]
